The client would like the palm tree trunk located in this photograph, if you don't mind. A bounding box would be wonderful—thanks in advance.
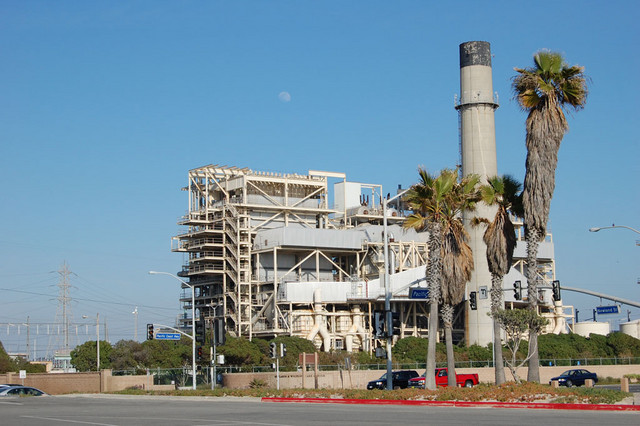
[424,222,442,390]
[526,230,540,383]
[490,274,506,385]
[425,298,438,390]
[441,303,457,388]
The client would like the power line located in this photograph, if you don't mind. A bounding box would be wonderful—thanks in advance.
[0,287,176,311]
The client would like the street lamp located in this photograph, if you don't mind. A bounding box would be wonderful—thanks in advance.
[148,270,197,390]
[382,188,409,390]
[589,225,640,235]
[82,313,99,371]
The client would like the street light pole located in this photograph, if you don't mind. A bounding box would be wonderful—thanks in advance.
[132,306,138,341]
[589,225,640,235]
[382,189,409,390]
[96,313,100,371]
[149,271,197,390]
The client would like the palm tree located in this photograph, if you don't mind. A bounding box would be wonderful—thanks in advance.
[475,175,522,385]
[512,50,588,382]
[439,172,479,387]
[405,169,479,388]
[403,168,456,390]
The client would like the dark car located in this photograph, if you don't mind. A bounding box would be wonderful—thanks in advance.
[549,369,598,387]
[0,386,48,397]
[367,370,419,390]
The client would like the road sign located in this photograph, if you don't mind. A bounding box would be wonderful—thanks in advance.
[409,288,430,299]
[155,332,181,340]
[596,305,619,315]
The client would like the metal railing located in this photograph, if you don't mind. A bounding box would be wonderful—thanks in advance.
[111,356,640,381]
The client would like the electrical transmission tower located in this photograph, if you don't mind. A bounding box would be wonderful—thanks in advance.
[48,261,76,366]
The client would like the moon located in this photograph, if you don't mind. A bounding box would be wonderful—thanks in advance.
[278,91,291,102]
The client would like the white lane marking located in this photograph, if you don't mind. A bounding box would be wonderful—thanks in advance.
[21,416,119,426]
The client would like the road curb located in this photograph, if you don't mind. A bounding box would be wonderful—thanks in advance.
[262,397,640,411]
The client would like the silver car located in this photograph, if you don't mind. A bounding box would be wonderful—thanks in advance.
[0,386,48,396]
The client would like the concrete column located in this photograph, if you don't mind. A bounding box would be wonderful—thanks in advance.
[457,41,499,346]
[621,377,629,392]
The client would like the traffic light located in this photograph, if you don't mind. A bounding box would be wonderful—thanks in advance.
[197,346,203,362]
[513,281,522,300]
[373,311,385,338]
[147,323,154,340]
[552,280,561,301]
[280,343,287,358]
[391,312,401,336]
[195,319,205,344]
[469,291,477,310]
[214,318,226,346]
[269,342,277,358]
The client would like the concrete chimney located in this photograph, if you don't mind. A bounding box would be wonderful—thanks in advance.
[456,41,499,346]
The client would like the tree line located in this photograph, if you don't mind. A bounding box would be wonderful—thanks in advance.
[3,330,636,375]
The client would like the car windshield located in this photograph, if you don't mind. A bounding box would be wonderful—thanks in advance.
[419,370,440,378]
[379,373,387,380]
[560,370,573,376]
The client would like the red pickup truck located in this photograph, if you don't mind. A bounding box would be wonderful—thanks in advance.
[407,368,479,388]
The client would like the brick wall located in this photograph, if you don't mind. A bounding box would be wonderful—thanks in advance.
[0,369,157,395]
[1,371,99,395]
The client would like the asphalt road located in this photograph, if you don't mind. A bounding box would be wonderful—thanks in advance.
[0,395,638,426]
[597,384,640,392]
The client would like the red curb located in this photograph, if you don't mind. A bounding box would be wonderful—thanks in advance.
[262,397,640,412]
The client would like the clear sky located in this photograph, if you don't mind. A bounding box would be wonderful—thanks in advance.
[1,1,638,356]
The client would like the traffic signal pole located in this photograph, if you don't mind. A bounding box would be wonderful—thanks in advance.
[148,271,197,390]
[382,189,408,390]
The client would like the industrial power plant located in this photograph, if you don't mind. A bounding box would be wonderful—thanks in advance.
[170,42,569,353]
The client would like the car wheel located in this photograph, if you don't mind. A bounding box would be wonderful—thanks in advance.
[464,380,473,388]
[566,380,573,388]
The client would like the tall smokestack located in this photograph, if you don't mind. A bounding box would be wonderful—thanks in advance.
[456,41,498,346]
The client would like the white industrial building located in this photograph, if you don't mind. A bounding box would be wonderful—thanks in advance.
[171,166,432,352]
[170,164,566,352]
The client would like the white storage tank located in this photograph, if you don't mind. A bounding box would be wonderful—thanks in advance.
[573,321,610,337]
[620,320,640,339]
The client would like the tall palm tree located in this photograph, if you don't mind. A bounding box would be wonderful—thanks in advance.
[439,172,479,387]
[476,175,522,385]
[512,50,588,382]
[403,168,456,390]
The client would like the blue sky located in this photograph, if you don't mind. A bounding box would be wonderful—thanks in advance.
[1,1,638,356]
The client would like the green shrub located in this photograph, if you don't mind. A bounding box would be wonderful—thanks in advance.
[249,378,268,389]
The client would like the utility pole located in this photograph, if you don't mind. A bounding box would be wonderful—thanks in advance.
[132,307,138,341]
[26,316,30,362]
[96,313,100,371]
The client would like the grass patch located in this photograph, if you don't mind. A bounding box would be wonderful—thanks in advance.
[597,376,620,385]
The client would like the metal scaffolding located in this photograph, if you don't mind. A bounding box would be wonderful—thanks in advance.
[172,165,429,352]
